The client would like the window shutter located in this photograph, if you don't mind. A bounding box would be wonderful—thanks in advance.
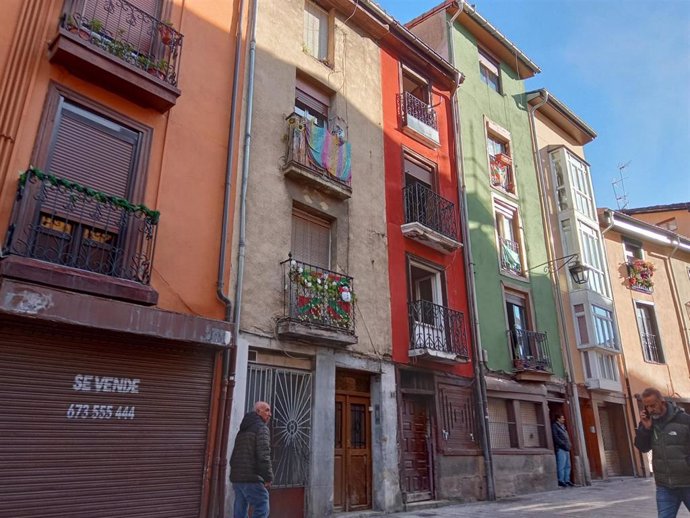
[436,383,478,454]
[291,209,330,268]
[303,1,328,60]
[404,156,433,186]
[295,78,330,119]
[46,102,139,198]
[520,401,544,448]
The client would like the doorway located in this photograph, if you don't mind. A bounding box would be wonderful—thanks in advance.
[400,395,433,502]
[334,370,371,512]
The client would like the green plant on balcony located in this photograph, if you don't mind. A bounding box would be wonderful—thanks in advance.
[87,18,104,34]
[627,259,655,291]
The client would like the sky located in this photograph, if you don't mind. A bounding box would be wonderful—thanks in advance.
[375,0,690,210]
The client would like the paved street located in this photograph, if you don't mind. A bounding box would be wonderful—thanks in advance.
[383,478,690,518]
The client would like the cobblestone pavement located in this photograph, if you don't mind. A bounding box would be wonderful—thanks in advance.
[384,478,690,518]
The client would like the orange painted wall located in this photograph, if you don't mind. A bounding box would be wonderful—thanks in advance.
[627,209,690,238]
[380,46,472,378]
[0,0,245,320]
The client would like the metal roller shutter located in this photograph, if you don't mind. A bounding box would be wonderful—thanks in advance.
[0,324,217,518]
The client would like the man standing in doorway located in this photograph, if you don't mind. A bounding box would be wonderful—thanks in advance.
[635,387,690,518]
[230,401,274,518]
[552,413,573,487]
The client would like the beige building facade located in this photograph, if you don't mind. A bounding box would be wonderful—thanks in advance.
[528,90,636,482]
[600,209,690,476]
[227,1,400,516]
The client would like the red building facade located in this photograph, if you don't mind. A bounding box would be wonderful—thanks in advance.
[380,26,483,503]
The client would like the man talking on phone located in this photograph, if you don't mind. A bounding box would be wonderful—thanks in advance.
[635,387,690,518]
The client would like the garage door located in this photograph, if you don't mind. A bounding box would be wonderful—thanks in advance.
[0,323,219,518]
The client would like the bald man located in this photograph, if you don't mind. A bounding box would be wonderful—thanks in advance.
[230,401,274,518]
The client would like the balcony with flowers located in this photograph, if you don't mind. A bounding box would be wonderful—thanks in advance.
[276,255,357,346]
[626,259,655,293]
[49,0,183,111]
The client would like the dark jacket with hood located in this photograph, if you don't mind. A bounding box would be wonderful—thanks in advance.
[230,411,273,484]
[635,401,690,487]
[552,420,571,452]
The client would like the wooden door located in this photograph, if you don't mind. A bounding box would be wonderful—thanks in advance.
[400,396,432,502]
[599,404,623,477]
[334,393,371,512]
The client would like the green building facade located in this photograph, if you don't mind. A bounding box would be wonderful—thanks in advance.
[411,2,568,497]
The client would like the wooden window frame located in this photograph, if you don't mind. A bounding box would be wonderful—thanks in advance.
[303,1,335,66]
[635,301,665,364]
[32,82,152,204]
[494,197,526,277]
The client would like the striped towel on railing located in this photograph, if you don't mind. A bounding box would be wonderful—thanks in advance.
[305,121,351,184]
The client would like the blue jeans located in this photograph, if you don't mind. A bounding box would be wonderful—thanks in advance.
[656,485,690,518]
[233,482,270,518]
[556,448,571,484]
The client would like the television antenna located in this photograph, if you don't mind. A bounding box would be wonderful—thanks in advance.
[612,161,631,210]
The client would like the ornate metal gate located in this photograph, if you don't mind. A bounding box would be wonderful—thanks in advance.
[245,365,312,487]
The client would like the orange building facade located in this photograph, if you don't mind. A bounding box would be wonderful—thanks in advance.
[0,1,245,516]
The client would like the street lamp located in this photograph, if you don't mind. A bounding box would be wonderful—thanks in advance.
[529,254,590,285]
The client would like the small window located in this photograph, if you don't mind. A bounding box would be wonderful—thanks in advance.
[521,401,546,448]
[478,49,501,92]
[303,1,330,62]
[657,218,678,232]
[402,68,430,105]
[487,134,514,193]
[495,199,523,275]
[488,398,517,448]
[635,302,664,364]
[291,207,331,269]
[623,239,643,262]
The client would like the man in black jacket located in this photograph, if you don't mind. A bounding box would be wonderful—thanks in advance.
[635,387,690,518]
[230,401,274,518]
[552,413,573,487]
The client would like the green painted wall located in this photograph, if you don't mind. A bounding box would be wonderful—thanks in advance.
[450,20,565,377]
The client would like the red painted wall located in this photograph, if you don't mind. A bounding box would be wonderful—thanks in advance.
[380,46,473,378]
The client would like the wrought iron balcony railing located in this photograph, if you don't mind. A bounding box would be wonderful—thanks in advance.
[641,332,663,364]
[281,256,355,334]
[499,236,522,275]
[403,182,459,241]
[61,0,183,86]
[408,300,468,359]
[508,328,551,371]
[284,114,352,189]
[3,168,158,285]
[403,91,438,131]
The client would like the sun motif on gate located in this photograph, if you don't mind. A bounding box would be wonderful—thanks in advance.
[272,371,312,486]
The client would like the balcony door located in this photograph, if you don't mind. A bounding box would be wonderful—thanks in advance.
[30,95,142,276]
[409,262,445,349]
[506,291,530,360]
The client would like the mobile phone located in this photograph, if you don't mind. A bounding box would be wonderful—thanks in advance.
[641,409,650,420]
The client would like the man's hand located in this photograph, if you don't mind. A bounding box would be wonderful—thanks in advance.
[640,409,652,430]
[264,481,272,489]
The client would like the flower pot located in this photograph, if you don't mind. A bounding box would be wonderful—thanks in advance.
[158,25,174,45]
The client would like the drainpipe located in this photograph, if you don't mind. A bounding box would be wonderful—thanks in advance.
[447,1,496,502]
[212,0,259,515]
[528,90,591,486]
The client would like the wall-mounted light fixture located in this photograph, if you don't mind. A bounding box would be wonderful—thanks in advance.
[529,253,590,285]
